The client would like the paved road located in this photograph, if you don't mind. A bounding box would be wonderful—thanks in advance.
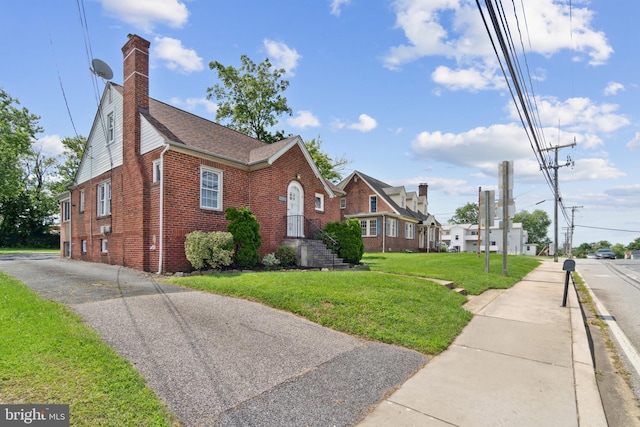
[576,259,640,394]
[0,254,427,426]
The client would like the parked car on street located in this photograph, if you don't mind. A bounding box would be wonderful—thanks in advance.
[447,246,459,253]
[595,248,616,259]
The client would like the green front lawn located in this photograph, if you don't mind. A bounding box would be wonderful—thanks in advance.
[362,252,541,295]
[169,270,472,355]
[0,272,179,426]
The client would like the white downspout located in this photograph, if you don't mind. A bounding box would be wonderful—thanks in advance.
[157,144,170,274]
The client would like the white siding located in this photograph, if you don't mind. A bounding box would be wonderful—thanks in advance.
[141,116,166,154]
[76,86,123,184]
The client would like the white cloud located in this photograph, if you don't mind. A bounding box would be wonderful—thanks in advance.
[431,65,505,91]
[264,39,301,76]
[287,111,320,129]
[170,97,218,114]
[348,114,377,132]
[102,0,189,32]
[34,134,64,156]
[383,0,613,91]
[509,96,630,135]
[153,37,204,74]
[330,0,351,16]
[604,81,625,96]
[564,158,625,181]
[626,132,640,150]
[411,123,531,168]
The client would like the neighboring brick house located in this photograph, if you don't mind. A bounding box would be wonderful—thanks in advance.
[338,171,440,252]
[58,34,342,273]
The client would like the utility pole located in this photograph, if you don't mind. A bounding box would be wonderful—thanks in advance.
[566,205,583,257]
[540,141,575,262]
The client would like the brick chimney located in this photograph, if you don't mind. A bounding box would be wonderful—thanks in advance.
[122,34,150,155]
[120,34,151,271]
[418,183,428,198]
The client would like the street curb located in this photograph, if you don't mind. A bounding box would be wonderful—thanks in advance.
[569,274,608,427]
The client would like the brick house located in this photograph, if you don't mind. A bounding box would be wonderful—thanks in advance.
[337,171,440,252]
[58,34,343,273]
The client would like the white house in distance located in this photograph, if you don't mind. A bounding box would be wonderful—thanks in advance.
[441,223,537,255]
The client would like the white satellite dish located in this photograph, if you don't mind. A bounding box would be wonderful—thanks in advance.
[91,58,113,80]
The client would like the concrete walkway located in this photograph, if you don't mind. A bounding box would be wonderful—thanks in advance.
[358,259,607,427]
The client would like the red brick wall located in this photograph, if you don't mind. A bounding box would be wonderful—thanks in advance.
[340,176,420,252]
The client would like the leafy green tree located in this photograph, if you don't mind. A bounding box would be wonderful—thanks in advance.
[304,136,350,183]
[225,206,262,268]
[611,243,626,259]
[0,89,42,201]
[573,242,594,258]
[50,135,86,196]
[208,55,292,143]
[627,237,640,251]
[449,202,479,224]
[513,209,551,246]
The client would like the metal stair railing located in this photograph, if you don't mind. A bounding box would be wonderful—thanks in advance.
[305,218,338,269]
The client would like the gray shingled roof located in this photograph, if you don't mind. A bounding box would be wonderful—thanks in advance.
[346,171,438,224]
[113,83,266,164]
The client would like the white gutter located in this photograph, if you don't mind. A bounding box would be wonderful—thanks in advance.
[157,144,170,274]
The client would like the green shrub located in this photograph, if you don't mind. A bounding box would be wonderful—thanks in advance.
[275,245,297,267]
[225,207,262,268]
[262,253,281,270]
[184,230,234,270]
[323,218,364,264]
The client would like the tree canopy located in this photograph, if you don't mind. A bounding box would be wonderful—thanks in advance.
[207,55,292,144]
[304,136,350,183]
[449,202,478,224]
[0,89,42,200]
[512,209,551,245]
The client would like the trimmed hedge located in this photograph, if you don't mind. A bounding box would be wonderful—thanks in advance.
[323,218,364,264]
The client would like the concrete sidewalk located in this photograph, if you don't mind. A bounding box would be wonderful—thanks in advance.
[358,259,607,427]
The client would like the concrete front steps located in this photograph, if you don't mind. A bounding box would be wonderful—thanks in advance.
[282,239,350,270]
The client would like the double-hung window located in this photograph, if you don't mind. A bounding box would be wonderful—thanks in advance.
[200,166,222,210]
[107,112,114,143]
[79,189,85,213]
[62,201,71,222]
[360,219,378,237]
[404,223,415,239]
[386,218,398,237]
[97,181,111,217]
[369,196,377,213]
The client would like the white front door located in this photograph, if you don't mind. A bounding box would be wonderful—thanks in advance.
[287,181,304,237]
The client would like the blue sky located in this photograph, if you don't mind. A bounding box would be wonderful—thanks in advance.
[2,0,639,247]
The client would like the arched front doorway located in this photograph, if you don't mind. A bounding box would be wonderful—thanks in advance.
[287,181,304,237]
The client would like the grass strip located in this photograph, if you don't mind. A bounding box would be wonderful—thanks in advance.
[362,252,541,295]
[0,272,179,426]
[169,270,472,355]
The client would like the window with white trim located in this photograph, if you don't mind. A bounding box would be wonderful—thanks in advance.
[101,239,108,253]
[369,196,377,213]
[81,240,87,253]
[386,218,397,237]
[97,181,111,217]
[200,166,222,210]
[79,189,85,213]
[360,219,378,237]
[315,193,324,211]
[340,197,346,209]
[107,112,114,143]
[404,223,415,239]
[62,200,70,222]
[153,159,162,183]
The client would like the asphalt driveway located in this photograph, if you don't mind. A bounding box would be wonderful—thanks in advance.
[0,254,427,426]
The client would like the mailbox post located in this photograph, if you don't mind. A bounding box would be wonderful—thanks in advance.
[562,259,575,307]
